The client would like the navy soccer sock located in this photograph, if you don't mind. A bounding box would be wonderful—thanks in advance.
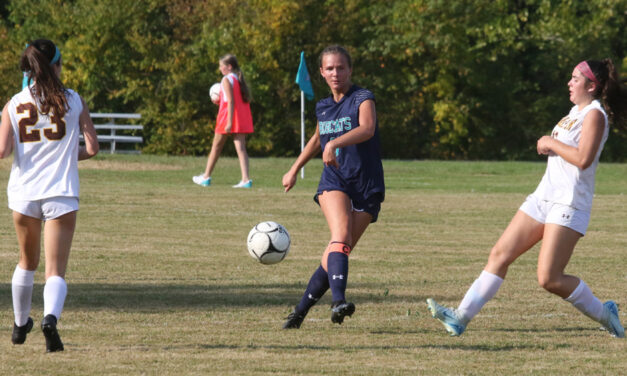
[295,265,329,315]
[327,252,349,303]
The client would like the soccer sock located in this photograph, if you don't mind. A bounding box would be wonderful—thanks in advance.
[12,265,35,327]
[295,265,330,314]
[327,251,350,303]
[457,270,504,323]
[565,279,604,322]
[43,276,67,320]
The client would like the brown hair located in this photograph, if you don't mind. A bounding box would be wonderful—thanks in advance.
[20,39,68,117]
[584,59,626,129]
[318,45,352,68]
[219,54,252,103]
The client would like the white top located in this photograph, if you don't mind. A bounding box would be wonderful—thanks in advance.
[7,87,83,201]
[220,73,238,103]
[532,100,608,211]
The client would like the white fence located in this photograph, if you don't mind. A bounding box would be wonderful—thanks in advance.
[81,113,143,154]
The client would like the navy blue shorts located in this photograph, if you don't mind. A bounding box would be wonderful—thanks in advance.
[314,191,383,223]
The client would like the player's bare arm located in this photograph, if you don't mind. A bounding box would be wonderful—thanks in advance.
[78,96,99,160]
[322,99,376,168]
[222,76,234,133]
[537,109,605,169]
[0,103,14,159]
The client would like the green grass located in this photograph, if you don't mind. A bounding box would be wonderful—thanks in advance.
[0,155,625,375]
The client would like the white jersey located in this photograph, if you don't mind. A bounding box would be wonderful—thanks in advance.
[7,87,83,201]
[531,100,608,211]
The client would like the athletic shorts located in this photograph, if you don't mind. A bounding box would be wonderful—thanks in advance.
[314,191,383,223]
[519,194,590,235]
[9,196,79,221]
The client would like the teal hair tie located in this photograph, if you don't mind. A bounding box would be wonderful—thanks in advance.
[22,72,30,89]
[50,46,61,66]
[22,44,31,89]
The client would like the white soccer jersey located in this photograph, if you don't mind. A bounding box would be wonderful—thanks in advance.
[7,87,83,202]
[532,100,609,211]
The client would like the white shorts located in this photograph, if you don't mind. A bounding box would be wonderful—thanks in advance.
[9,196,79,221]
[519,194,590,235]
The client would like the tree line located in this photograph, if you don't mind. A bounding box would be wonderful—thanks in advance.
[0,0,625,160]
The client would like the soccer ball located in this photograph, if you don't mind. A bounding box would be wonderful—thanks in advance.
[247,221,290,265]
[209,83,221,102]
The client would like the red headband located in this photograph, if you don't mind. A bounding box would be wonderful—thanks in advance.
[576,61,600,87]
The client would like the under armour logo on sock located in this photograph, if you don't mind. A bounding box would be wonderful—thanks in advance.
[308,293,319,301]
[332,274,344,280]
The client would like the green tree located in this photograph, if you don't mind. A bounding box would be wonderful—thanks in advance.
[0,0,624,160]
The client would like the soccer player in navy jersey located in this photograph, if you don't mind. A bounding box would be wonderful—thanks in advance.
[282,45,385,328]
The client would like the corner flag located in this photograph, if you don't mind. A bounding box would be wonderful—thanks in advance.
[295,51,314,179]
[295,51,314,100]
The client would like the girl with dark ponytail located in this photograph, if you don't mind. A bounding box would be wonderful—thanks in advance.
[426,58,625,339]
[21,40,69,118]
[0,39,99,352]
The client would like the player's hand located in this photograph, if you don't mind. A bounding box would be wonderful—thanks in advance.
[224,124,232,133]
[282,171,297,193]
[537,135,554,155]
[322,142,339,168]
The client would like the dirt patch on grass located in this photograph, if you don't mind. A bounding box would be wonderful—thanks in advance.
[0,157,182,171]
[78,159,182,171]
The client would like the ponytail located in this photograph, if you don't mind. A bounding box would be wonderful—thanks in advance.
[219,54,252,103]
[585,59,626,130]
[20,39,68,118]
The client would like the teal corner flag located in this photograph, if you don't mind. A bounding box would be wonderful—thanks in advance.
[295,51,314,100]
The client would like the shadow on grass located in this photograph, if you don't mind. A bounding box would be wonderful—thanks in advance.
[0,283,428,311]
[179,342,567,352]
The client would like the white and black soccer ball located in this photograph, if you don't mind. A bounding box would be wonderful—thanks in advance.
[209,83,221,102]
[247,221,290,265]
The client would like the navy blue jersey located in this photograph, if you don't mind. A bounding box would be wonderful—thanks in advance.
[315,85,385,203]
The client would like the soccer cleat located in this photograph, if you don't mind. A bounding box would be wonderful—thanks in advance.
[331,301,355,325]
[11,317,33,345]
[426,298,466,336]
[192,174,211,187]
[600,301,625,338]
[283,309,306,329]
[41,315,64,352]
[232,180,252,188]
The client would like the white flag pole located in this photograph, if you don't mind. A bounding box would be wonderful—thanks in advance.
[300,90,305,179]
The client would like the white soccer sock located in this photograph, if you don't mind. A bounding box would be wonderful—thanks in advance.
[43,276,67,320]
[565,279,604,322]
[12,265,35,327]
[457,270,504,323]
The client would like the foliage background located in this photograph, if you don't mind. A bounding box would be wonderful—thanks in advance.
[0,0,625,160]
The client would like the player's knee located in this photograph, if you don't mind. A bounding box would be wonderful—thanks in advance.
[537,271,560,293]
[487,245,514,270]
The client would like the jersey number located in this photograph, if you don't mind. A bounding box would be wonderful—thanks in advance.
[16,103,66,143]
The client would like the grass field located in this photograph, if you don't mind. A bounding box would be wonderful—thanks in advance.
[0,155,625,375]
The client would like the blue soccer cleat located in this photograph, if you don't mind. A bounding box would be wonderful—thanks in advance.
[600,301,625,338]
[232,180,252,188]
[426,298,466,336]
[192,174,211,187]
